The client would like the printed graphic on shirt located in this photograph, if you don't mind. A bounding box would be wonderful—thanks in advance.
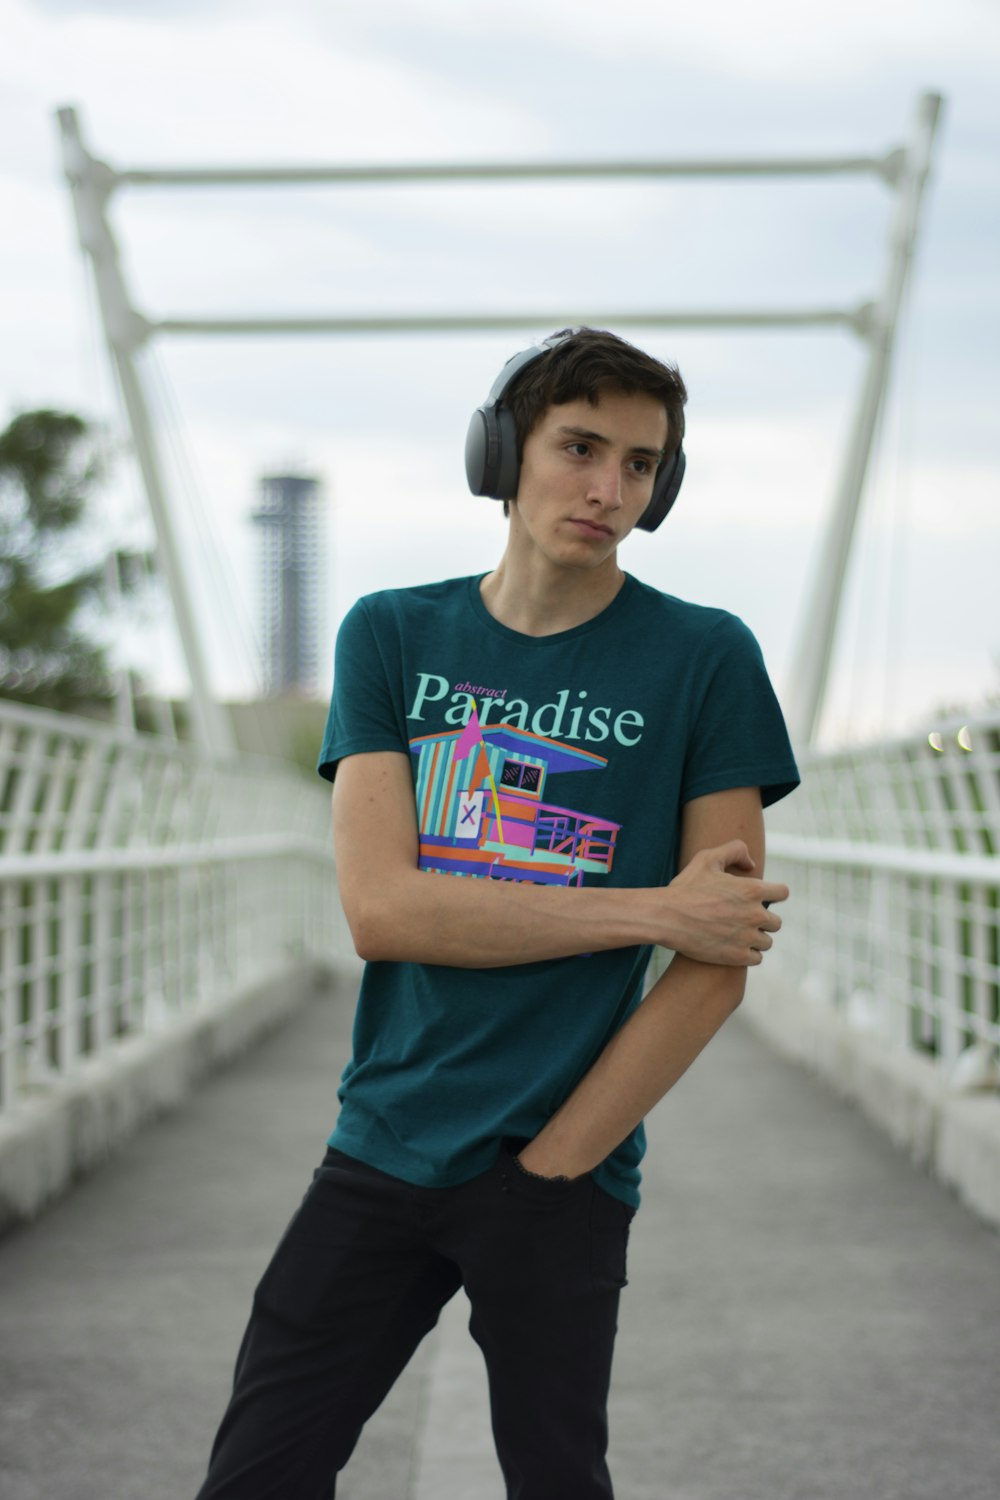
[409,701,621,887]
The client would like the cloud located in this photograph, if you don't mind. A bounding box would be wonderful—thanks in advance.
[27,0,216,13]
[892,465,1000,537]
[29,7,535,163]
[326,0,1000,81]
[663,413,845,528]
[3,0,997,732]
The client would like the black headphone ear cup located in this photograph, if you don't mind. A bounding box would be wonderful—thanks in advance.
[465,403,521,499]
[636,445,685,533]
[466,340,555,500]
[465,407,492,495]
[492,406,520,499]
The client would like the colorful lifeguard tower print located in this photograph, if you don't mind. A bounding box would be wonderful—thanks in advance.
[409,710,621,886]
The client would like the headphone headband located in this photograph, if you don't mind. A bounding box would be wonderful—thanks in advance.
[464,332,685,533]
[482,336,565,408]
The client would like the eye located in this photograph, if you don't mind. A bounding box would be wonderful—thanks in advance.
[628,456,653,476]
[566,441,591,458]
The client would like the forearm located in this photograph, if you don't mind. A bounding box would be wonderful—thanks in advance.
[349,865,666,967]
[335,757,784,969]
[518,955,746,1178]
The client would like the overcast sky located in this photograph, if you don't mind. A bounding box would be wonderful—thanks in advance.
[2,0,998,748]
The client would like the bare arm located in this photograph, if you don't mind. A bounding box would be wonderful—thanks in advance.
[516,786,772,1180]
[332,753,786,969]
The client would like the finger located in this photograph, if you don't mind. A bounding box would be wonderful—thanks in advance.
[761,882,789,905]
[714,839,755,873]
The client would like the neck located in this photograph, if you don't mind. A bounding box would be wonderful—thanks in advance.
[479,545,626,637]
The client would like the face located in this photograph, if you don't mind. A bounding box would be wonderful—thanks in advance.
[510,389,669,575]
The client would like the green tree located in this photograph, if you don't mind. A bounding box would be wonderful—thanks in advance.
[0,408,140,715]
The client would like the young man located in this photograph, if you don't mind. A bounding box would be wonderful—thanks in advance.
[195,328,799,1499]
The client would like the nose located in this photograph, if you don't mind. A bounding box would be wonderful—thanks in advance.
[586,459,623,510]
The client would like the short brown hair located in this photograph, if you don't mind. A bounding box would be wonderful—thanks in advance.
[505,327,687,459]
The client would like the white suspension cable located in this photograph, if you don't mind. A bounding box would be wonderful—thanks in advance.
[842,368,891,744]
[143,349,264,699]
[882,274,919,735]
[76,238,181,734]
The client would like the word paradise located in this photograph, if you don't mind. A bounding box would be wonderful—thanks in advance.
[407,673,645,747]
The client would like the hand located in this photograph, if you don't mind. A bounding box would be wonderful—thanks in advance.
[515,1141,578,1181]
[663,840,787,967]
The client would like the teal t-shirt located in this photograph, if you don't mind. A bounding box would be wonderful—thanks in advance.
[318,573,799,1208]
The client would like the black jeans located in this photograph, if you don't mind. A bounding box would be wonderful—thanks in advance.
[194,1145,634,1500]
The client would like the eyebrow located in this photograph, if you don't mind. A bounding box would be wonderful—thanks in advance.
[555,424,665,462]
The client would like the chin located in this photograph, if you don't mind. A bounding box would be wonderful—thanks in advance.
[555,550,616,573]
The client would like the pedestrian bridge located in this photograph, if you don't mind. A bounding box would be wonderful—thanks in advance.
[1,696,999,1498]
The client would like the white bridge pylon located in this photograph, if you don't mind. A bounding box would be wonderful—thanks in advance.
[56,94,943,754]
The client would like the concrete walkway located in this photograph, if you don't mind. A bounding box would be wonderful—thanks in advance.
[1,978,999,1500]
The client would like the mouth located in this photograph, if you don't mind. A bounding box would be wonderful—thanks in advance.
[569,518,614,539]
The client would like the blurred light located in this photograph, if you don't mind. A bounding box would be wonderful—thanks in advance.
[957,725,973,752]
[928,731,944,752]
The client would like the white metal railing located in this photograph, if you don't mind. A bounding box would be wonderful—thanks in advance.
[4,692,997,1117]
[765,710,1000,1080]
[0,698,340,1117]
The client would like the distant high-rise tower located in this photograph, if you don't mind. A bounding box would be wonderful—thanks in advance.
[252,473,324,697]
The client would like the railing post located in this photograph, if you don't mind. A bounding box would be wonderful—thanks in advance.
[0,884,15,1111]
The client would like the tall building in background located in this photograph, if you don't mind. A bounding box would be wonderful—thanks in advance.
[252,473,325,698]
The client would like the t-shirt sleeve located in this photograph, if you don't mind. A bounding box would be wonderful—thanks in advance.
[316,597,408,782]
[681,613,800,809]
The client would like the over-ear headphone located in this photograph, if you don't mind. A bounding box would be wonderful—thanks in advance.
[464,331,686,533]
